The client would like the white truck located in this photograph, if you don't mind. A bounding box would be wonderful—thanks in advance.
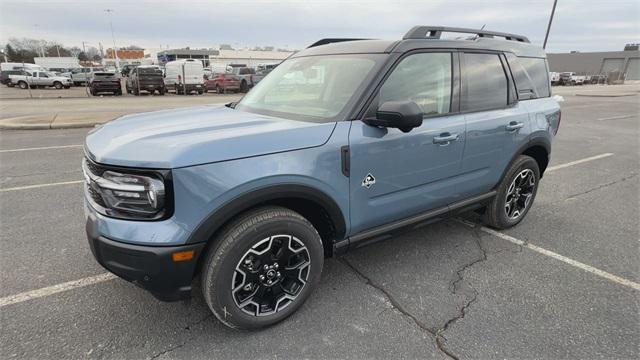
[164,59,205,94]
[10,70,72,89]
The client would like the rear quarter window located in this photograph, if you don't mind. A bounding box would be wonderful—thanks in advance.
[506,54,550,99]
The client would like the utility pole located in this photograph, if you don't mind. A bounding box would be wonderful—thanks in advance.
[105,9,120,71]
[543,0,558,49]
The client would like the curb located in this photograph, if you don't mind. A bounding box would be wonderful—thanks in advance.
[0,122,101,130]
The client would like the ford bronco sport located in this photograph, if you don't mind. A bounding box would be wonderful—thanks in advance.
[84,26,560,329]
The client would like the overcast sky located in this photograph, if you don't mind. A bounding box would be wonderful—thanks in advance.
[1,0,638,53]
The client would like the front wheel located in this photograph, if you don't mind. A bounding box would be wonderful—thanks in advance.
[202,206,324,330]
[53,81,63,89]
[484,155,540,229]
[17,81,28,89]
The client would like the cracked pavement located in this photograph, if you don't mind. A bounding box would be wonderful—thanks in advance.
[1,86,639,359]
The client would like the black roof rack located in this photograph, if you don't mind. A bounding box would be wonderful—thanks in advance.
[307,38,370,48]
[403,26,529,43]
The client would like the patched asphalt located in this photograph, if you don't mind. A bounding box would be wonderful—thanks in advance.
[0,86,638,359]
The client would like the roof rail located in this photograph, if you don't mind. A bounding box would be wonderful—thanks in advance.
[403,26,529,43]
[307,38,370,48]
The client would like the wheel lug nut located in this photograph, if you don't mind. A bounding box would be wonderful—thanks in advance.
[274,263,279,269]
[276,272,281,277]
[259,275,265,281]
[263,265,269,270]
[267,280,272,285]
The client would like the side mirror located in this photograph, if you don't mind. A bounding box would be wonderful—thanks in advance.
[365,101,423,133]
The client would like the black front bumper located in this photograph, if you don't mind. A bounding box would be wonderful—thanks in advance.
[86,214,205,301]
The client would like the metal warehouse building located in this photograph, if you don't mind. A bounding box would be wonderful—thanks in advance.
[155,49,220,66]
[547,47,640,81]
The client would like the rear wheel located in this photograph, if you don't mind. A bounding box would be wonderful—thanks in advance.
[202,206,323,330]
[240,80,248,92]
[484,155,540,229]
[18,81,28,89]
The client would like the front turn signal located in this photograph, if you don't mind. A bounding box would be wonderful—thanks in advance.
[172,250,195,262]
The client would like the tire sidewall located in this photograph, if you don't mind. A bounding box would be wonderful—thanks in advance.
[495,156,540,228]
[203,210,323,329]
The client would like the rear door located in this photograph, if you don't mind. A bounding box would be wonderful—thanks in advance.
[348,51,466,234]
[456,52,530,199]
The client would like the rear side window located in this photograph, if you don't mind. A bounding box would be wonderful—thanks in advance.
[378,52,452,116]
[462,53,508,111]
[508,56,550,98]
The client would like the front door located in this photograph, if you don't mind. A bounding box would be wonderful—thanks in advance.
[348,52,465,234]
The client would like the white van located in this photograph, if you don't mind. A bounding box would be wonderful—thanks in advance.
[1,62,46,72]
[164,59,205,94]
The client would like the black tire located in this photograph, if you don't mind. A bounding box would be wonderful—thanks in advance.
[73,81,80,86]
[484,155,540,229]
[197,90,203,95]
[240,80,248,92]
[202,206,323,330]
[17,81,28,89]
[53,81,63,89]
[216,85,224,94]
[115,90,122,96]
[133,88,140,96]
[159,88,166,95]
[63,86,70,89]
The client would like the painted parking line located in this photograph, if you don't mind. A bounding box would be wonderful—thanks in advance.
[597,114,635,121]
[0,273,116,308]
[546,153,613,172]
[0,180,83,192]
[0,144,83,153]
[457,219,640,291]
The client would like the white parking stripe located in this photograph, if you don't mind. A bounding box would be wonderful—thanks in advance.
[0,180,83,192]
[546,153,613,172]
[597,114,635,121]
[0,273,116,308]
[0,144,83,153]
[456,219,640,291]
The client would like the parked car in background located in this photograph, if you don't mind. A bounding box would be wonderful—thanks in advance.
[126,66,165,95]
[70,67,106,85]
[204,72,241,93]
[549,72,560,86]
[229,65,256,92]
[1,70,26,87]
[121,64,137,77]
[89,72,122,96]
[10,70,72,89]
[250,68,275,87]
[164,59,205,94]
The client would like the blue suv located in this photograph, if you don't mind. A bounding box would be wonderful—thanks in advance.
[84,26,560,329]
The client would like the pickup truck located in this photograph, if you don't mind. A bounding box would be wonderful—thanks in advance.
[10,71,72,89]
[229,66,256,92]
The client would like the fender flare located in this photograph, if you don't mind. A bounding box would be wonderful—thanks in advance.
[498,136,551,186]
[186,183,347,245]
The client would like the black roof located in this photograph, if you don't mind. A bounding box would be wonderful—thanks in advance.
[294,26,545,59]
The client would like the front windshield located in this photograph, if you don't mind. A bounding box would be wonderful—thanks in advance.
[236,54,384,122]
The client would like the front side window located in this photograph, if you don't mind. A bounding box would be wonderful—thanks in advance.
[236,54,384,122]
[378,52,452,116]
[463,53,508,111]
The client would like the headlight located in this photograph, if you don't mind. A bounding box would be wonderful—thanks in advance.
[82,158,169,220]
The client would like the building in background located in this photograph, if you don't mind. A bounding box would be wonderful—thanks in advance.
[209,49,293,69]
[156,48,219,66]
[547,45,640,82]
[103,48,146,68]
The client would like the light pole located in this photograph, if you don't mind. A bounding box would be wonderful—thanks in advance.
[543,0,558,49]
[104,9,120,71]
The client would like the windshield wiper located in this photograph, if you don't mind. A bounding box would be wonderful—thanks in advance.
[225,102,238,109]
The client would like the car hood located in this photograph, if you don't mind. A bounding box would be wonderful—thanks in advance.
[85,105,336,169]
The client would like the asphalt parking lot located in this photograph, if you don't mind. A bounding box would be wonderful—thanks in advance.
[0,85,638,359]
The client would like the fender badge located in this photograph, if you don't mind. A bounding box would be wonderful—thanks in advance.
[362,173,376,188]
